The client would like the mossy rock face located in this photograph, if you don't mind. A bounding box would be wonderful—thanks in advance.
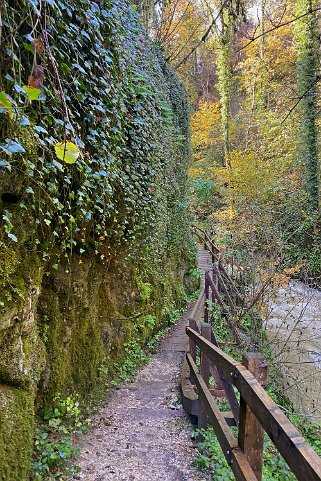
[0,385,35,481]
[0,245,45,388]
[0,0,196,478]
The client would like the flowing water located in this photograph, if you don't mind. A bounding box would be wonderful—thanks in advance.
[266,280,321,421]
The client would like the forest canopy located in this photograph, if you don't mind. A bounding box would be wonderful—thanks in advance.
[138,0,321,279]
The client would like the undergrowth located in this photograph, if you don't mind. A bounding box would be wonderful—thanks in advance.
[31,394,87,481]
[194,427,297,481]
[110,303,187,385]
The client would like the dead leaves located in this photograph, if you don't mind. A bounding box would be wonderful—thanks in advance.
[28,65,44,90]
[32,37,45,54]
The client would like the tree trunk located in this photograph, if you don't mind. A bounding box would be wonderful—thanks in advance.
[294,0,319,212]
[216,7,234,167]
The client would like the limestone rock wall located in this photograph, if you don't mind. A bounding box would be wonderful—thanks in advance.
[0,0,195,478]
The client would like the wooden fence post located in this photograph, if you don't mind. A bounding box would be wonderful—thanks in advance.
[200,323,211,387]
[198,323,212,429]
[204,230,208,250]
[204,273,209,323]
[238,353,268,481]
[212,266,218,308]
[213,267,237,317]
[188,318,198,362]
[211,245,216,266]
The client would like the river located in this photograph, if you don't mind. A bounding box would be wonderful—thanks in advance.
[266,279,321,421]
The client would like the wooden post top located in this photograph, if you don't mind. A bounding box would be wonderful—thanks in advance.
[242,353,268,386]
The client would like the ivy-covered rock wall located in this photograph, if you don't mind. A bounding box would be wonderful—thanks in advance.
[0,1,195,479]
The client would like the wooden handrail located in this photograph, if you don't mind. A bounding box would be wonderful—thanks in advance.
[218,261,244,303]
[187,353,258,481]
[191,225,244,302]
[191,224,220,254]
[183,238,321,480]
[186,327,321,481]
[210,268,237,316]
[206,273,242,345]
[190,286,205,320]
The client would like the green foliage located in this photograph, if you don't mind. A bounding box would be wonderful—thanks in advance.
[0,2,195,479]
[214,8,234,162]
[31,394,87,481]
[110,338,149,385]
[110,306,182,385]
[185,0,320,281]
[0,0,190,267]
[143,314,157,329]
[194,427,298,481]
[194,427,234,480]
[294,0,319,212]
[146,326,168,351]
[136,276,152,302]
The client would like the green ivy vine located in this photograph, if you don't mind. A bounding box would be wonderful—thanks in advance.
[0,0,190,271]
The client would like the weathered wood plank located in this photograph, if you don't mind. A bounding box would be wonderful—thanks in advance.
[181,356,200,416]
[190,286,205,320]
[204,277,210,323]
[206,273,241,344]
[213,266,237,316]
[209,326,239,423]
[198,323,212,428]
[186,353,258,481]
[200,323,211,386]
[188,318,199,363]
[186,327,321,481]
[238,353,268,481]
[223,411,237,426]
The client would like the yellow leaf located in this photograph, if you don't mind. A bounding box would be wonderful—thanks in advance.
[54,141,79,164]
[0,92,14,119]
[22,86,41,102]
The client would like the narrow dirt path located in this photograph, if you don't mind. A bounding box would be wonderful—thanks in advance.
[73,248,211,481]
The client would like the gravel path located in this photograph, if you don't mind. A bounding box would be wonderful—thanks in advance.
[73,311,208,481]
[73,249,212,481]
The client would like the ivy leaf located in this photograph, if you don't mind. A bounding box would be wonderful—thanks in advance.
[54,141,79,164]
[72,63,87,74]
[14,84,25,94]
[0,139,25,155]
[7,233,18,242]
[26,0,41,14]
[0,92,14,119]
[20,116,31,126]
[34,125,48,134]
[5,74,14,82]
[52,159,64,171]
[22,86,41,102]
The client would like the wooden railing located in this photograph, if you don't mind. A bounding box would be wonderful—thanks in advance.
[181,236,321,481]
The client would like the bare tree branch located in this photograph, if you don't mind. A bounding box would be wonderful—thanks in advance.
[238,6,321,52]
[174,0,229,69]
[281,75,321,124]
